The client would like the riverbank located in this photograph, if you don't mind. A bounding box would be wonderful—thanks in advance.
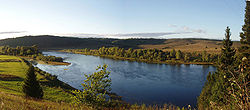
[19,56,71,66]
[0,55,75,103]
[60,50,214,65]
[36,51,216,109]
[1,54,188,109]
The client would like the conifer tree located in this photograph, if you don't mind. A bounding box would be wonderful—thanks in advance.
[198,27,236,109]
[227,1,250,109]
[239,1,250,59]
[219,27,236,70]
[22,65,43,99]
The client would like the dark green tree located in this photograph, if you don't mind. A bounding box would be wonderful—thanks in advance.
[219,27,236,70]
[22,65,43,99]
[198,27,236,109]
[226,1,250,109]
[239,1,250,59]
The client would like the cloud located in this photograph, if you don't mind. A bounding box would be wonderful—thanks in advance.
[168,24,177,28]
[0,31,27,34]
[110,32,191,38]
[58,32,193,39]
[192,29,206,33]
[181,26,206,33]
[168,24,206,34]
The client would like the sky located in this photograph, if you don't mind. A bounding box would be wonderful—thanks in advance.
[0,0,247,40]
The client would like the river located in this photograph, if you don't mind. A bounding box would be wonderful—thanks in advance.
[35,51,216,107]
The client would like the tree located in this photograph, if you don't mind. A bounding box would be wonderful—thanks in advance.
[22,65,43,99]
[226,2,250,109]
[219,27,236,69]
[170,49,176,58]
[202,51,208,62]
[176,50,182,60]
[198,27,236,109]
[184,53,191,61]
[72,64,112,108]
[239,1,250,59]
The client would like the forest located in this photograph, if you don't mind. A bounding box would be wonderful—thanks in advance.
[63,47,218,64]
[0,45,63,62]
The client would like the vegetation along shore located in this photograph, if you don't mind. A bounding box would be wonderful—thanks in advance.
[61,47,217,65]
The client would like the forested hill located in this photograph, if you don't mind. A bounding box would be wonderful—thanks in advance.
[0,35,240,53]
[0,35,165,50]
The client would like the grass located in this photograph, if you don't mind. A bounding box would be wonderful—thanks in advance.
[0,55,75,103]
[139,39,241,54]
[0,92,89,110]
[0,55,191,110]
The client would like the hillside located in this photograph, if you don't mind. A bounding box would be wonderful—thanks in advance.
[0,35,165,50]
[0,55,75,103]
[139,38,241,53]
[0,35,241,53]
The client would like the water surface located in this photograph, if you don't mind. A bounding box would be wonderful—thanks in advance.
[36,52,216,107]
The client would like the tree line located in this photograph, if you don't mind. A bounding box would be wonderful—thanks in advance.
[0,45,63,62]
[0,45,40,56]
[65,47,218,64]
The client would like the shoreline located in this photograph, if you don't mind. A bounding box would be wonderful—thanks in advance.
[19,56,71,66]
[59,50,214,65]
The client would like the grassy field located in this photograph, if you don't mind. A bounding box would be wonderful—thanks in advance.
[0,55,76,103]
[139,39,241,53]
[0,55,188,110]
[0,91,90,110]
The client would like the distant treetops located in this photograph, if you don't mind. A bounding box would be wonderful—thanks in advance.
[0,45,63,62]
[65,47,218,64]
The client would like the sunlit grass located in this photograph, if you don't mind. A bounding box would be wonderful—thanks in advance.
[0,55,74,103]
[0,92,90,110]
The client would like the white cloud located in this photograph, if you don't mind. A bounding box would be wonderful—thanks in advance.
[181,26,206,33]
[0,31,27,34]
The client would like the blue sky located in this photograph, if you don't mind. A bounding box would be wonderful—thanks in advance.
[0,0,246,40]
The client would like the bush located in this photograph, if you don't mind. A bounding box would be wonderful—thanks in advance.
[72,64,112,108]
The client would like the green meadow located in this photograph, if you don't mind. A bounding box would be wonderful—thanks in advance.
[0,55,74,102]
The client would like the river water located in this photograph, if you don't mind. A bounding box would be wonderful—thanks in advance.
[35,52,216,107]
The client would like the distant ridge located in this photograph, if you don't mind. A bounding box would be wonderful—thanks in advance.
[0,35,239,51]
[0,35,165,50]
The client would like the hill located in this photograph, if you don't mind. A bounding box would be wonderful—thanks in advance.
[0,35,241,53]
[0,35,165,50]
[139,38,241,53]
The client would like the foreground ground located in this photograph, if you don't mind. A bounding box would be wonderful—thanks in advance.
[0,55,90,109]
[0,55,185,110]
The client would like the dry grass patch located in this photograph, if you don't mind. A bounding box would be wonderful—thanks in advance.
[0,74,23,81]
[139,39,241,54]
[0,92,90,110]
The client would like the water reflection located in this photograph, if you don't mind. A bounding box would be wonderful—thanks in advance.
[36,52,216,107]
